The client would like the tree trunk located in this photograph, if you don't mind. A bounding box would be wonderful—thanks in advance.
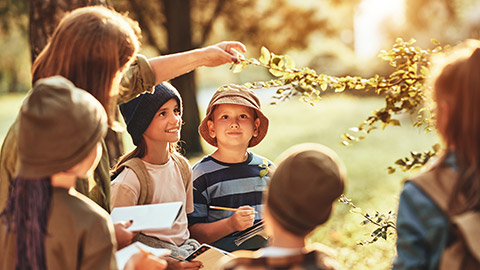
[28,0,106,63]
[163,0,203,157]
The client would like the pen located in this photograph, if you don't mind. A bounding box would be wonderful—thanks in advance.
[209,205,258,213]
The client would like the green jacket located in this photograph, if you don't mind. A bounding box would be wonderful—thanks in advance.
[0,54,156,212]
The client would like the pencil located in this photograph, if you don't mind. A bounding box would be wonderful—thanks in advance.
[135,243,153,256]
[209,205,258,213]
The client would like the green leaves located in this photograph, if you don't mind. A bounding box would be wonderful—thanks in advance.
[231,39,448,173]
[339,195,397,245]
[258,158,269,178]
[387,144,441,174]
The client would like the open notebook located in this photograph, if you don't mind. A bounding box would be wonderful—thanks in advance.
[231,221,268,246]
[185,244,235,269]
[110,202,183,231]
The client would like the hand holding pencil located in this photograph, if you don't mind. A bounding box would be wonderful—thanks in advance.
[219,205,255,231]
[209,205,258,213]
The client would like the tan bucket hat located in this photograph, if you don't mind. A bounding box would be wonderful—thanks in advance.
[199,84,269,147]
[17,76,107,178]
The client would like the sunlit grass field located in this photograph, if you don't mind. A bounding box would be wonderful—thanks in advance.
[0,92,439,269]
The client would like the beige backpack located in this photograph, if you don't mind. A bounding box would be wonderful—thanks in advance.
[113,152,191,205]
[411,166,480,270]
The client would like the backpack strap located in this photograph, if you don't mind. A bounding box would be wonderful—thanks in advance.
[452,212,480,262]
[410,166,480,269]
[171,151,192,192]
[410,166,457,213]
[119,158,153,205]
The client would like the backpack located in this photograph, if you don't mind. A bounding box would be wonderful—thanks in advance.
[411,166,480,270]
[112,152,191,205]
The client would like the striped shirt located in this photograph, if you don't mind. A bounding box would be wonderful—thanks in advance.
[188,152,272,225]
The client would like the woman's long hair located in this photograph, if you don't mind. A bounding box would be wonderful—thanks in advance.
[31,6,140,125]
[0,177,52,270]
[431,40,480,213]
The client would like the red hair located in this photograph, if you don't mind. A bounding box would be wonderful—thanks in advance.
[432,39,480,213]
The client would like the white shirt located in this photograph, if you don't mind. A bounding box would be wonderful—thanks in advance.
[111,157,193,246]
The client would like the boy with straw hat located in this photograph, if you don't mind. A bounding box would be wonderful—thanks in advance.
[188,85,274,252]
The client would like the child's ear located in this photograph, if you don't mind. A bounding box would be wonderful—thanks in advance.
[207,120,216,138]
[253,118,260,137]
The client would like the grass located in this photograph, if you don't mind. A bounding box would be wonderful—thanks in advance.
[0,92,439,269]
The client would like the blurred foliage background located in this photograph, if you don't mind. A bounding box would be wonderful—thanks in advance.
[1,0,479,94]
[1,0,480,269]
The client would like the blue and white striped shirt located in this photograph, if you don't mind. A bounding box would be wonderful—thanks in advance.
[188,152,272,225]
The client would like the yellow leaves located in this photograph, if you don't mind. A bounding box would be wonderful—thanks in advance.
[259,46,270,65]
[320,82,328,91]
[231,62,246,73]
[227,43,442,165]
[284,55,296,70]
[268,68,284,77]
[431,38,440,45]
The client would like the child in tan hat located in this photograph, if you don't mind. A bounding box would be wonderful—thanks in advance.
[188,84,274,252]
[0,76,166,270]
[219,143,345,270]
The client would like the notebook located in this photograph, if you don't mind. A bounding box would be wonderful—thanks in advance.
[110,202,183,231]
[185,243,235,269]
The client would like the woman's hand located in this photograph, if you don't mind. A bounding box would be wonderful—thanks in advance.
[200,41,247,67]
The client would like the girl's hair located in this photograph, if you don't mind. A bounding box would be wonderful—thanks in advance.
[31,6,140,124]
[112,139,178,175]
[431,39,480,213]
[0,177,52,270]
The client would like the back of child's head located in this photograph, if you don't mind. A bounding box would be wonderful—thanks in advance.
[31,6,140,123]
[266,143,346,236]
[431,40,480,154]
[2,75,107,270]
[17,76,108,178]
[198,84,269,147]
[120,82,183,147]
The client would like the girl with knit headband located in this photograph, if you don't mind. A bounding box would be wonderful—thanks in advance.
[111,82,203,269]
[0,76,167,270]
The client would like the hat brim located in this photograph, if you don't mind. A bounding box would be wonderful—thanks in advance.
[199,97,269,147]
